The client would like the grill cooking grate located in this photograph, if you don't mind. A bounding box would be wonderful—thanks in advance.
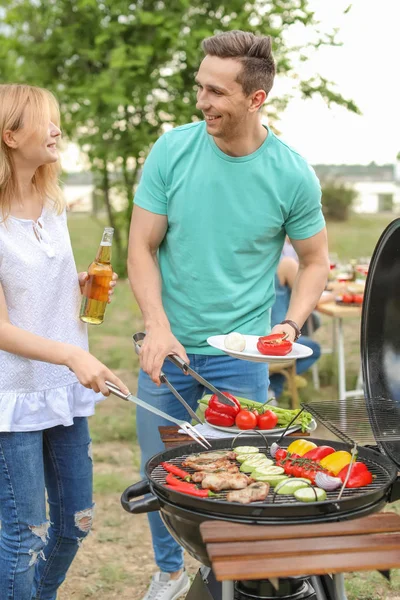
[301,397,400,448]
[150,445,392,506]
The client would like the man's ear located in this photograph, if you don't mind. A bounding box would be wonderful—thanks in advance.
[2,130,18,149]
[249,89,267,113]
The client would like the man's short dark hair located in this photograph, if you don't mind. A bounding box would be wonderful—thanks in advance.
[201,30,276,96]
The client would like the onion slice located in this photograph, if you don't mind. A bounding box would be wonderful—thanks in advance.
[315,471,343,491]
[270,442,280,458]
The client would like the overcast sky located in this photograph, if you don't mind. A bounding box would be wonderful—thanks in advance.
[273,0,399,165]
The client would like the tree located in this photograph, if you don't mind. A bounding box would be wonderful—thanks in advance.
[321,181,357,221]
[0,0,359,273]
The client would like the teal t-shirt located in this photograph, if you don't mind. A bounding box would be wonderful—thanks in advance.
[134,121,325,354]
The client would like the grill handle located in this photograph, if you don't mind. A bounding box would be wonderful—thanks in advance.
[120,480,160,514]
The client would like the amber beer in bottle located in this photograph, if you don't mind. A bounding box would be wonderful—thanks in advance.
[79,227,114,325]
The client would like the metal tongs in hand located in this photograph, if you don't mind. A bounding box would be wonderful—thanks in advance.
[106,381,212,449]
[133,332,238,412]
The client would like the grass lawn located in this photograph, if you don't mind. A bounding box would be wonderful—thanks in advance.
[58,211,400,600]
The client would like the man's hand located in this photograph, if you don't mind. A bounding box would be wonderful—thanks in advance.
[140,328,189,385]
[78,272,118,303]
[270,323,297,343]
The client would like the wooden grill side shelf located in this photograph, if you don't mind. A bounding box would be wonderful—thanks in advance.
[200,512,400,582]
[158,425,310,448]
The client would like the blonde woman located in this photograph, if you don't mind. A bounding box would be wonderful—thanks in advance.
[0,84,128,599]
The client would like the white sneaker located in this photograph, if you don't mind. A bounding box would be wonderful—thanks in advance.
[141,571,190,600]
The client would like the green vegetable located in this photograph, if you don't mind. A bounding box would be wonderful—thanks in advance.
[236,453,262,463]
[294,487,327,502]
[239,458,274,473]
[253,474,288,486]
[233,446,260,455]
[251,465,284,477]
[197,395,313,432]
[276,478,312,495]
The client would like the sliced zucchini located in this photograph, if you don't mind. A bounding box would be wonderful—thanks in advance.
[236,453,260,463]
[294,487,327,503]
[240,458,271,473]
[233,446,260,455]
[276,478,312,495]
[252,465,284,477]
[253,474,288,486]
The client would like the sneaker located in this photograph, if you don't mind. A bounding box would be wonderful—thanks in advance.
[141,571,190,600]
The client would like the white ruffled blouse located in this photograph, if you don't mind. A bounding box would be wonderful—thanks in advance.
[0,207,102,432]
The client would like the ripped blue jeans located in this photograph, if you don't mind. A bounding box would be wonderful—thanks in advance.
[0,418,94,600]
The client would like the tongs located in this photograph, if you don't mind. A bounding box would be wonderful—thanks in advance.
[106,381,212,449]
[133,332,237,410]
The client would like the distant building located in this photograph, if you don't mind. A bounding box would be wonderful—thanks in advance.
[314,162,400,214]
[63,160,400,214]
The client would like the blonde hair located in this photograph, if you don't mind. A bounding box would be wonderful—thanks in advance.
[0,84,65,220]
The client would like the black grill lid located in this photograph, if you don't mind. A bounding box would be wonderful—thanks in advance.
[361,217,400,468]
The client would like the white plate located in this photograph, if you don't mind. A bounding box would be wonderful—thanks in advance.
[207,334,313,363]
[206,418,317,436]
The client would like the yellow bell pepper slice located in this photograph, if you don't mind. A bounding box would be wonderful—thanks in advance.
[320,451,353,475]
[286,439,317,457]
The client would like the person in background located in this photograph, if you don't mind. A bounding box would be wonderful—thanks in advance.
[128,30,329,600]
[0,83,128,599]
[269,255,324,398]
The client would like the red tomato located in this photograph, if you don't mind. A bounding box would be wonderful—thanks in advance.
[353,294,364,304]
[275,449,288,461]
[291,463,305,478]
[257,410,279,430]
[235,410,258,430]
[342,293,354,304]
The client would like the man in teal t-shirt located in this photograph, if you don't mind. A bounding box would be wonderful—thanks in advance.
[128,30,329,600]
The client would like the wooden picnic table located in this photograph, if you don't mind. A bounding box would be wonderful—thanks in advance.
[313,301,363,401]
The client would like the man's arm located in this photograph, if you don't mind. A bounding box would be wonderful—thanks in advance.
[272,228,329,341]
[127,205,189,384]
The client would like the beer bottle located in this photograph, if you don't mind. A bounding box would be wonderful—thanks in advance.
[79,227,114,325]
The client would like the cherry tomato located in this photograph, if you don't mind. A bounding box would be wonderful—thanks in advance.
[342,293,354,304]
[275,449,288,461]
[257,410,279,430]
[291,463,305,478]
[235,410,258,430]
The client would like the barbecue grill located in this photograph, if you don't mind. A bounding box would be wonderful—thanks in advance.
[120,219,400,600]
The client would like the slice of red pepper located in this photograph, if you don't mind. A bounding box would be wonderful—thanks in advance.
[165,485,214,498]
[345,471,373,488]
[205,407,235,427]
[209,392,240,418]
[257,333,292,356]
[302,446,336,461]
[165,474,196,488]
[338,462,368,483]
[161,462,191,482]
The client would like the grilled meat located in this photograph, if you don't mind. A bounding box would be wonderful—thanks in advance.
[182,458,234,472]
[183,451,237,463]
[191,465,239,483]
[201,472,252,492]
[226,482,270,504]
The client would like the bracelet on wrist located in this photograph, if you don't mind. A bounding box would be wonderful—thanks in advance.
[280,319,301,341]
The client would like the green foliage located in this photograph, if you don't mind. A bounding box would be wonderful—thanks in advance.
[0,0,359,274]
[321,181,358,221]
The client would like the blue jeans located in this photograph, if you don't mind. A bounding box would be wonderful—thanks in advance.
[269,337,321,398]
[137,354,269,573]
[0,418,94,600]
